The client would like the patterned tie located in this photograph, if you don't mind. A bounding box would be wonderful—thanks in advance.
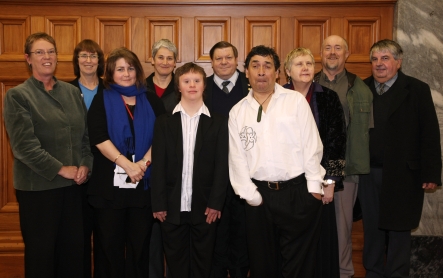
[378,83,385,95]
[222,81,230,94]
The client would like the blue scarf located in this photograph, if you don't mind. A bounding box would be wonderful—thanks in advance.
[104,83,155,190]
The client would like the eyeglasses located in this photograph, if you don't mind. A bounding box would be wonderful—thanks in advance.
[30,49,57,56]
[78,54,99,60]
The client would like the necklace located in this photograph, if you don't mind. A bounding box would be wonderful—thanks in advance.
[253,91,273,122]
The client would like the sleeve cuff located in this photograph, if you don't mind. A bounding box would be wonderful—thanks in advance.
[307,180,323,195]
[246,190,263,206]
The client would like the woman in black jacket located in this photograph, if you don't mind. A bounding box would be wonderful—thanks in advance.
[70,39,105,278]
[284,47,346,278]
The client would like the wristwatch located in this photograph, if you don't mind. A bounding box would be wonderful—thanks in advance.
[141,157,151,167]
[323,179,335,186]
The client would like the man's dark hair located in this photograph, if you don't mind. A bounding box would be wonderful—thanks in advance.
[209,41,238,60]
[244,45,280,70]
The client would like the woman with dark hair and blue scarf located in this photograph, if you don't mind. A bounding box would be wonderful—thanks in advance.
[87,47,165,277]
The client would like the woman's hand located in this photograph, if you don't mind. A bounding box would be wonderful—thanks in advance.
[123,162,145,184]
[58,166,78,180]
[135,147,152,170]
[74,166,90,185]
[135,160,148,172]
[322,183,335,205]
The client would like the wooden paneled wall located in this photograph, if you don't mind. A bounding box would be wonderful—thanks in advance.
[0,1,396,277]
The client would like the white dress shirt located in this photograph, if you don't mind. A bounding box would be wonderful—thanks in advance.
[172,102,211,211]
[228,83,325,206]
[213,70,239,93]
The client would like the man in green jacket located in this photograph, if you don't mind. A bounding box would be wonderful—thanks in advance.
[314,35,372,278]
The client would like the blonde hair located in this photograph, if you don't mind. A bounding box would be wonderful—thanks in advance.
[284,47,315,73]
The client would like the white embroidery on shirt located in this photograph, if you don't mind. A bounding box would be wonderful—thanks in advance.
[240,126,256,151]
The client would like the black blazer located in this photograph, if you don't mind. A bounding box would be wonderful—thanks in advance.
[364,71,441,230]
[204,70,249,112]
[151,112,229,225]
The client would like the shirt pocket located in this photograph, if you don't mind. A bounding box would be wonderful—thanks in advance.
[352,100,371,125]
[276,116,301,148]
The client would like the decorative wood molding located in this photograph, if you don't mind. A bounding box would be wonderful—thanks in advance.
[0,81,19,213]
[344,16,380,62]
[45,16,81,62]
[0,0,398,5]
[0,16,30,62]
[194,17,230,62]
[0,231,24,252]
[145,17,181,63]
[294,17,330,61]
[244,17,280,56]
[95,16,132,55]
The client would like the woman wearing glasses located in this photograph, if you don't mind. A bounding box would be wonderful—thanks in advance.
[69,39,105,278]
[87,47,164,277]
[3,32,93,277]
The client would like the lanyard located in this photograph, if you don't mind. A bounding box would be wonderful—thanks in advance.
[121,95,134,120]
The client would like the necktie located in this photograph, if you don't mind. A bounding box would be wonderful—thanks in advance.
[222,81,230,94]
[378,83,385,95]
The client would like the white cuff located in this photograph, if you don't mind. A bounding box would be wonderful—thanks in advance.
[246,190,263,206]
[307,180,324,195]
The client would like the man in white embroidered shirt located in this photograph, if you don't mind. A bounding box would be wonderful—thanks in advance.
[228,45,325,278]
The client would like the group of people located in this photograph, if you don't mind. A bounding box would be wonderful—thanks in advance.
[2,31,440,278]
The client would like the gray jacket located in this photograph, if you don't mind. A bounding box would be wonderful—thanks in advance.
[3,76,93,191]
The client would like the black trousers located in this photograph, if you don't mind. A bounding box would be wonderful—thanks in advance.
[211,186,249,278]
[314,199,340,278]
[246,174,322,278]
[161,212,217,278]
[149,220,167,278]
[94,205,153,278]
[80,183,104,278]
[359,168,411,278]
[16,185,84,278]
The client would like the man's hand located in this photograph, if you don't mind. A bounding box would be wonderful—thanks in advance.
[422,182,438,190]
[311,193,322,200]
[153,211,167,222]
[205,207,221,224]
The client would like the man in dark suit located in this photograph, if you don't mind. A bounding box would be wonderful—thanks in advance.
[359,39,441,277]
[204,41,250,278]
[151,62,228,278]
